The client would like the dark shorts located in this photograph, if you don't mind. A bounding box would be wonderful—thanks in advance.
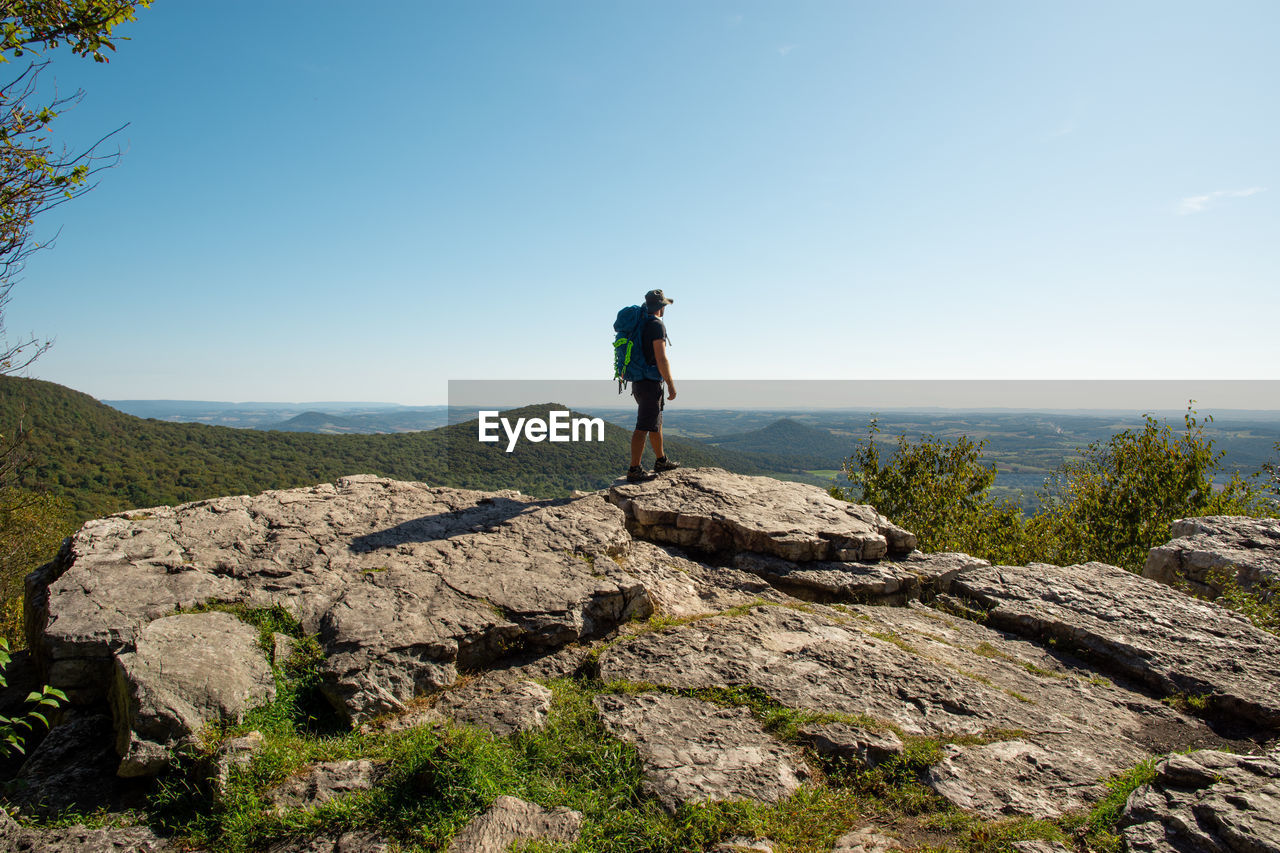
[632,379,665,432]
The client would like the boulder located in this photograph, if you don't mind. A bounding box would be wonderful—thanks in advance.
[941,561,1280,729]
[1121,747,1280,853]
[607,468,916,560]
[447,795,582,852]
[594,691,810,813]
[109,611,275,777]
[9,713,141,815]
[1143,516,1280,600]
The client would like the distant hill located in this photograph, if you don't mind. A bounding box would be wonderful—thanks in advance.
[270,411,383,434]
[1,378,774,520]
[708,418,854,470]
[106,400,450,432]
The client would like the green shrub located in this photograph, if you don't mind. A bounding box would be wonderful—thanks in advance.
[0,636,66,756]
[835,406,1274,572]
[831,420,1028,565]
[1024,408,1268,571]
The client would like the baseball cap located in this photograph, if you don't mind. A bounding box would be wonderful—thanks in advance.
[644,289,674,309]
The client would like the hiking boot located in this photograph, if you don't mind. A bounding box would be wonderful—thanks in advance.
[653,456,681,473]
[626,465,657,482]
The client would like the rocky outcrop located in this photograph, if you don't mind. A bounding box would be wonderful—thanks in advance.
[607,468,916,560]
[28,476,651,731]
[940,560,1280,728]
[1144,515,1280,600]
[1120,747,1280,853]
[14,468,1280,841]
[595,600,1191,818]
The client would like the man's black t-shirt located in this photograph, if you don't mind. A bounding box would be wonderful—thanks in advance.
[641,316,667,377]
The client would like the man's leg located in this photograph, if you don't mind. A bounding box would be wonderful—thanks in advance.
[647,429,664,460]
[630,430,647,467]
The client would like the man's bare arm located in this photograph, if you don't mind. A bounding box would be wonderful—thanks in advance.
[652,338,677,400]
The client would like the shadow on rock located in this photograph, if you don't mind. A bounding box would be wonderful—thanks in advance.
[347,495,549,552]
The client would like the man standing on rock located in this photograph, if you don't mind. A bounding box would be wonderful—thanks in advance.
[627,289,681,482]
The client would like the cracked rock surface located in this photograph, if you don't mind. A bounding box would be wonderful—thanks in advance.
[596,601,1217,818]
[941,560,1280,728]
[447,795,582,852]
[1121,747,1280,853]
[1144,515,1280,600]
[594,692,811,813]
[28,476,651,731]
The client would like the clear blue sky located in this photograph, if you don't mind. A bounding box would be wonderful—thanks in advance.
[6,0,1276,405]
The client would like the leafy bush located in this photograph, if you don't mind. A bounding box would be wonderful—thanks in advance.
[836,406,1274,572]
[1210,569,1279,635]
[830,420,1029,565]
[0,636,66,757]
[0,488,76,644]
[1024,408,1268,570]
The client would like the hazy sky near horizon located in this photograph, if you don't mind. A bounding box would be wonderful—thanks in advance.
[5,1,1277,406]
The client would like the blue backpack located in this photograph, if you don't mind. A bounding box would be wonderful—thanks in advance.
[613,305,663,392]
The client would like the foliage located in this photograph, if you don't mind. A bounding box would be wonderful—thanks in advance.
[1210,568,1280,636]
[0,486,75,641]
[1,1,152,373]
[1,1,151,62]
[1025,408,1268,570]
[831,420,1029,564]
[0,635,66,756]
[1068,756,1159,853]
[835,405,1274,572]
[1262,441,1280,509]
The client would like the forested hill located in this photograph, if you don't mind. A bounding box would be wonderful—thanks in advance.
[0,377,768,520]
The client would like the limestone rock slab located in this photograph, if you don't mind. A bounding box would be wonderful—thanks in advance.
[597,604,1195,817]
[28,478,653,733]
[608,468,916,560]
[110,611,275,777]
[10,713,124,815]
[1144,515,1280,600]
[447,795,582,852]
[797,722,904,767]
[733,551,987,604]
[1121,747,1280,853]
[594,692,810,813]
[925,734,1146,819]
[942,561,1280,729]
